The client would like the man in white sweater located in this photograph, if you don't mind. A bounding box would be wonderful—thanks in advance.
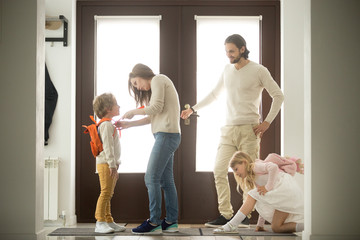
[181,34,284,227]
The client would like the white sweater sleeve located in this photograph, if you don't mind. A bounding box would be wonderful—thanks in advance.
[192,73,225,111]
[258,67,284,123]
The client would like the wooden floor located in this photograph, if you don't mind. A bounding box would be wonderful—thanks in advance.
[41,223,302,240]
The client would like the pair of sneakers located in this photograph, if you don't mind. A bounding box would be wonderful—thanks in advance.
[131,219,178,235]
[95,221,126,233]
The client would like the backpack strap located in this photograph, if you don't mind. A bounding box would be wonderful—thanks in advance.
[96,117,115,139]
[96,117,112,127]
[90,115,97,124]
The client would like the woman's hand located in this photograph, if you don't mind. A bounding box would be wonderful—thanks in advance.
[114,120,132,130]
[255,226,266,232]
[253,121,270,138]
[122,110,136,120]
[257,185,268,196]
[121,108,146,120]
[181,108,193,119]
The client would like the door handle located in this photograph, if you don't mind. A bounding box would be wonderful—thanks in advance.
[184,104,191,125]
[183,104,199,126]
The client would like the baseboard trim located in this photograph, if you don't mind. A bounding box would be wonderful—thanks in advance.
[0,233,37,240]
[306,233,360,240]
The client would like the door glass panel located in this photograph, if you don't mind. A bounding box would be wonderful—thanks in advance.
[95,16,161,173]
[195,16,261,172]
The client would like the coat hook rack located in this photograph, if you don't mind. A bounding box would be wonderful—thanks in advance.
[45,15,68,47]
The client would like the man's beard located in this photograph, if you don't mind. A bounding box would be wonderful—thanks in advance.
[231,55,241,64]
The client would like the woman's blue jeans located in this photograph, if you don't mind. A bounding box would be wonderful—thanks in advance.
[145,132,181,225]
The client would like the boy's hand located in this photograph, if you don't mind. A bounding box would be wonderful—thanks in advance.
[109,168,118,179]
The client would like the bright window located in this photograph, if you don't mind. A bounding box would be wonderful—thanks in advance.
[95,16,161,173]
[195,16,261,171]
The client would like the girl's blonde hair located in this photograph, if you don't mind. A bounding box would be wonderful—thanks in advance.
[229,151,256,195]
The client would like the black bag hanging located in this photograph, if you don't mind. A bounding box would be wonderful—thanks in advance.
[45,64,58,145]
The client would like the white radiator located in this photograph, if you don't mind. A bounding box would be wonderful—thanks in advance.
[44,157,59,220]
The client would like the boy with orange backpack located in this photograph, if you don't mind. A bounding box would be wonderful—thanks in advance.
[89,93,125,233]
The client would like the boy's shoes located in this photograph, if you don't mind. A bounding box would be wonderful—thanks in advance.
[161,219,179,233]
[107,222,126,232]
[131,219,162,235]
[95,221,114,233]
[205,215,250,228]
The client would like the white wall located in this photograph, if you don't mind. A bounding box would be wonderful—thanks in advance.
[304,0,360,239]
[0,0,45,239]
[281,0,305,190]
[44,0,76,226]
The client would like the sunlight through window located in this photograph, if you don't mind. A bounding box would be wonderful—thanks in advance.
[195,16,261,172]
[95,16,161,173]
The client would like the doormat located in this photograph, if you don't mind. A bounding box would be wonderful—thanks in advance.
[48,227,297,237]
[48,227,201,236]
[200,227,297,236]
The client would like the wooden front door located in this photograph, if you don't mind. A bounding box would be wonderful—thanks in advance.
[76,0,280,223]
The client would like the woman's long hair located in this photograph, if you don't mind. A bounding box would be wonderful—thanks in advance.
[128,63,155,107]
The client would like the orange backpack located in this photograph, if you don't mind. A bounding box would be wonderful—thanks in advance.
[82,115,112,158]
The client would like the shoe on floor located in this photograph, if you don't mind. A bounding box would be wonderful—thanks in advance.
[205,215,231,228]
[131,219,162,235]
[107,222,126,232]
[95,221,114,233]
[161,219,179,233]
[205,215,250,228]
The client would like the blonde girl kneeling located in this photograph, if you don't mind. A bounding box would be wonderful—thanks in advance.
[215,151,304,233]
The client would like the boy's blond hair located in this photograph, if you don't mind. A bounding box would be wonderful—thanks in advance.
[93,93,116,119]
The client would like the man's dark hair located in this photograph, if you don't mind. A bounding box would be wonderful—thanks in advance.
[225,34,250,59]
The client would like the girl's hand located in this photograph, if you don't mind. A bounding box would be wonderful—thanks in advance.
[255,226,266,232]
[181,108,193,119]
[257,186,268,196]
[253,121,270,138]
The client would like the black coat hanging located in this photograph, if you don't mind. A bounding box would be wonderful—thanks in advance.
[45,64,58,145]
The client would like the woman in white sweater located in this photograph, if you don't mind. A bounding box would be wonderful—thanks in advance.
[116,63,181,235]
